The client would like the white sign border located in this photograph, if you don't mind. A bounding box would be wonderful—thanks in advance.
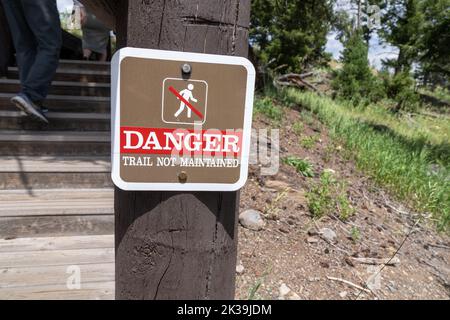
[111,47,256,192]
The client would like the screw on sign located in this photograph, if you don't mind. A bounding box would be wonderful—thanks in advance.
[111,48,256,191]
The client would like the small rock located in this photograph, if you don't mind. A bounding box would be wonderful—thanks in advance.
[239,209,265,231]
[308,277,320,282]
[290,190,307,204]
[279,283,291,296]
[366,266,382,291]
[287,291,301,300]
[307,237,319,244]
[265,180,291,190]
[279,227,289,234]
[278,283,301,300]
[308,229,319,236]
[345,256,355,267]
[339,291,348,298]
[323,168,336,175]
[387,281,396,292]
[320,227,337,243]
[236,263,245,274]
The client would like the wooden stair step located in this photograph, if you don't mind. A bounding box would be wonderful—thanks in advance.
[0,79,110,97]
[0,130,110,142]
[0,235,114,298]
[0,156,112,189]
[58,59,110,72]
[0,131,110,156]
[7,67,110,83]
[0,156,110,172]
[0,234,114,252]
[0,93,110,112]
[0,247,114,269]
[0,188,112,202]
[0,111,110,131]
[0,189,114,238]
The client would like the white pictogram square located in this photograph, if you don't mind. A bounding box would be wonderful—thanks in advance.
[162,78,208,125]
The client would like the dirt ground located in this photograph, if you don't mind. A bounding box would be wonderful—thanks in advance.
[235,105,450,300]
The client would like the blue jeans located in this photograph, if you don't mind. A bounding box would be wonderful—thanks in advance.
[1,0,61,102]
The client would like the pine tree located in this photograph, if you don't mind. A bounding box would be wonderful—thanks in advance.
[380,0,423,74]
[332,31,378,104]
[250,0,334,73]
[418,0,450,85]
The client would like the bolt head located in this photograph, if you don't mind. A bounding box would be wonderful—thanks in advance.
[182,63,192,74]
[178,171,188,183]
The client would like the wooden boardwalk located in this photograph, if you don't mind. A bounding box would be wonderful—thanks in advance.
[0,235,114,299]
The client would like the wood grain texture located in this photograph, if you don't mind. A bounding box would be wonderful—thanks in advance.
[114,0,250,300]
[0,281,114,300]
[0,215,113,239]
[0,235,113,252]
[0,235,114,300]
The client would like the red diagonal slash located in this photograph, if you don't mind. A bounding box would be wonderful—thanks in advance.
[168,86,204,120]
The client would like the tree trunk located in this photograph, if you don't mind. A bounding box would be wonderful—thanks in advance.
[114,0,250,300]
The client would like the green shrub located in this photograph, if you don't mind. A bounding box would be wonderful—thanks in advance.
[382,71,420,112]
[300,135,318,150]
[254,97,284,122]
[283,156,315,177]
[292,121,304,135]
[307,171,355,220]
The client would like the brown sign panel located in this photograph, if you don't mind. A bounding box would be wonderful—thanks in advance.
[111,48,256,191]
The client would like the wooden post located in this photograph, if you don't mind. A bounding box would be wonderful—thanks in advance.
[114,0,251,300]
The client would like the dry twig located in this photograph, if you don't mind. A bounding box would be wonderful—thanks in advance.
[327,276,372,294]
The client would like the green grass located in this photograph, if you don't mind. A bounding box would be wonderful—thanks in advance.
[254,96,284,123]
[350,226,361,242]
[306,171,355,220]
[420,87,450,106]
[283,156,315,177]
[300,135,319,150]
[292,121,304,135]
[279,89,450,231]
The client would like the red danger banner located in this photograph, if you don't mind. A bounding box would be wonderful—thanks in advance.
[120,127,242,157]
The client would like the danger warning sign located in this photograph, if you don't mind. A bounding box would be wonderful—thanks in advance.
[111,48,256,191]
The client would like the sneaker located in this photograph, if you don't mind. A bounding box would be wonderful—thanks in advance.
[10,94,49,123]
[34,101,49,114]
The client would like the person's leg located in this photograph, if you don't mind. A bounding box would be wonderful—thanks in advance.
[1,0,36,83]
[0,3,13,77]
[83,48,92,60]
[98,52,108,62]
[20,0,61,102]
[187,105,192,118]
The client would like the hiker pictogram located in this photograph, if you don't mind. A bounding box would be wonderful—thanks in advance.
[173,84,199,119]
[162,78,208,125]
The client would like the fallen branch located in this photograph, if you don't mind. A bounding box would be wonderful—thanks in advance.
[348,256,401,266]
[427,243,450,250]
[327,276,371,294]
[274,72,321,93]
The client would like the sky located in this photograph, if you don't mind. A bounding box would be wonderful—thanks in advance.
[325,32,399,69]
[57,0,398,70]
[57,0,73,12]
